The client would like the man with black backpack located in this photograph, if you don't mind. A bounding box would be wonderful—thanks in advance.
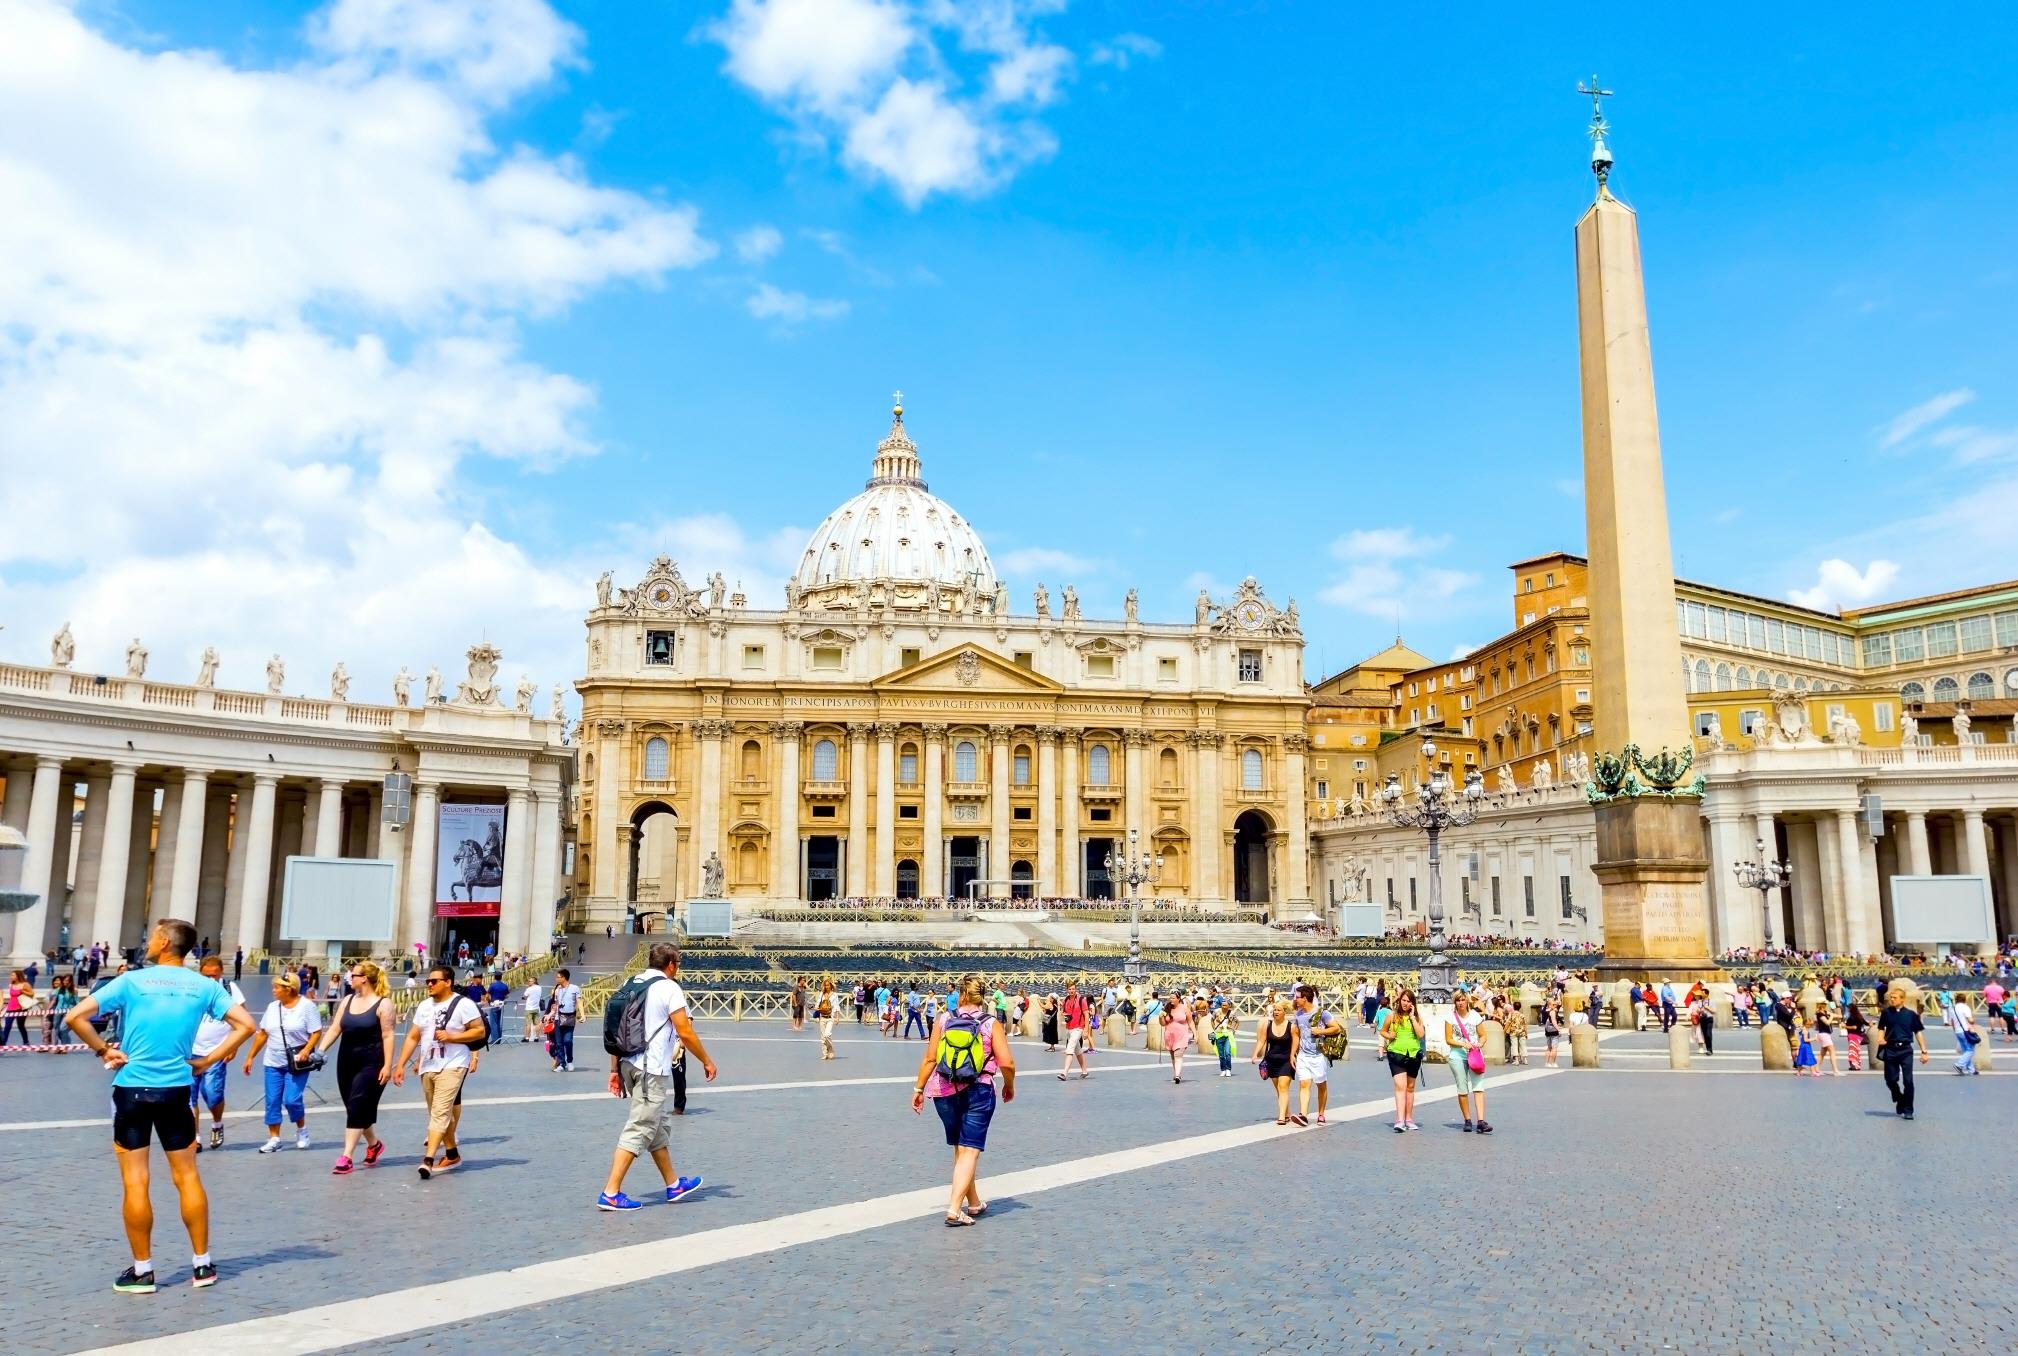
[598,943,717,1212]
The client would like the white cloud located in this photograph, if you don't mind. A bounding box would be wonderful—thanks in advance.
[1788,558,1901,612]
[1877,388,1974,449]
[995,546,1104,577]
[1330,527,1452,561]
[1713,507,1743,524]
[735,224,784,262]
[745,282,849,323]
[1553,477,1582,499]
[706,0,1089,205]
[1319,527,1477,620]
[0,0,715,704]
[1928,423,2018,465]
[1088,32,1161,69]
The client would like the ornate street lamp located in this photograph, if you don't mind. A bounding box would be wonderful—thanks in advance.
[1381,736,1485,1005]
[1105,828,1163,988]
[1733,838,1791,982]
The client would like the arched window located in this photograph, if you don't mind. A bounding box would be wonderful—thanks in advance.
[1900,681,1925,703]
[2005,669,2018,697]
[1241,747,1264,790]
[1735,666,1751,688]
[1774,674,1789,690]
[899,742,919,783]
[643,737,669,781]
[1694,659,1712,691]
[1715,663,1732,692]
[739,739,762,780]
[1013,744,1032,786]
[954,740,978,782]
[1158,747,1179,787]
[1933,676,1960,703]
[1967,671,1994,700]
[1793,676,1809,691]
[1088,744,1111,785]
[812,738,838,780]
[1682,660,1695,694]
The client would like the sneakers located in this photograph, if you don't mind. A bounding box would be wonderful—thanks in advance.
[597,1191,643,1212]
[364,1140,385,1167]
[418,1157,436,1180]
[294,1128,311,1151]
[209,1126,224,1151]
[191,1263,217,1289]
[114,1267,157,1294]
[257,1138,282,1155]
[1463,1120,1476,1133]
[1476,1120,1495,1134]
[665,1175,704,1204]
[1404,1119,1420,1131]
[443,1146,461,1166]
[331,1155,353,1175]
[1393,1121,1407,1133]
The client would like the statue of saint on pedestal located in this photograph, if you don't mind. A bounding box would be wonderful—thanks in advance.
[424,666,443,704]
[392,667,413,706]
[50,622,75,669]
[330,662,351,702]
[125,638,148,679]
[1124,589,1139,623]
[265,654,285,695]
[196,647,219,688]
[550,683,566,723]
[700,851,725,899]
[1033,583,1050,618]
[515,675,537,713]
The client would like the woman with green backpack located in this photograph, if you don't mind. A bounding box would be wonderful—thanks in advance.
[910,973,1016,1227]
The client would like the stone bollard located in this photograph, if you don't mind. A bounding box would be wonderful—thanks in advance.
[1975,1034,1995,1072]
[1481,1018,1508,1065]
[1608,991,1635,1032]
[1760,1022,1792,1071]
[1020,1005,1042,1041]
[1712,994,1734,1028]
[1103,1018,1123,1049]
[1145,1017,1165,1053]
[1570,1024,1600,1068]
[1667,1026,1692,1069]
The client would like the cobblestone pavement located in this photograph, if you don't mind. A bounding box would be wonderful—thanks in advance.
[5,1015,2015,1354]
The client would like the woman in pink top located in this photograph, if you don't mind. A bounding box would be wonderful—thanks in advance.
[1161,991,1194,1084]
[911,973,1016,1227]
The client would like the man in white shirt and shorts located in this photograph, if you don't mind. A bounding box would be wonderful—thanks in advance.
[392,967,486,1180]
[522,978,544,1043]
[597,943,717,1212]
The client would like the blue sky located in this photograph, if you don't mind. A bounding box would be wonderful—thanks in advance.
[3,0,2015,701]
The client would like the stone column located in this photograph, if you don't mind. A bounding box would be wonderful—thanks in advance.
[167,769,209,921]
[1123,729,1148,850]
[230,773,281,955]
[310,778,345,857]
[987,724,1013,899]
[845,723,870,896]
[89,762,141,950]
[195,784,233,949]
[1788,819,1825,952]
[1059,731,1080,895]
[1902,810,1932,877]
[399,781,438,957]
[370,783,405,949]
[1836,808,1879,956]
[1998,817,2018,945]
[874,722,897,897]
[1814,816,1845,951]
[530,789,562,951]
[1707,807,1756,950]
[1192,732,1221,904]
[0,761,30,833]
[498,788,531,954]
[149,776,184,916]
[589,719,624,906]
[773,722,803,903]
[1282,733,1312,911]
[1751,814,1785,948]
[695,719,730,885]
[7,756,65,965]
[1036,727,1059,896]
[1961,808,1995,955]
[44,772,80,955]
[922,725,945,900]
[71,772,112,931]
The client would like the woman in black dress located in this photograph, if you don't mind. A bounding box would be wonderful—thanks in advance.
[1040,995,1060,1050]
[1253,998,1299,1125]
[306,959,396,1174]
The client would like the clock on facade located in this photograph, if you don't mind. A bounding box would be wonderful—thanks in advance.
[1233,599,1266,631]
[647,583,677,611]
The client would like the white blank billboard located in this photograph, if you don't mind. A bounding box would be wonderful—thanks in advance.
[1889,875,1993,946]
[280,857,398,942]
[684,901,734,938]
[1338,904,1385,939]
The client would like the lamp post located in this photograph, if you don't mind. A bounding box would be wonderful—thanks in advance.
[1105,828,1162,988]
[1732,838,1791,982]
[1381,737,1485,1005]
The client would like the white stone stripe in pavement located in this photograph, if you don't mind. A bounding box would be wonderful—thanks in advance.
[0,1058,1177,1133]
[80,1066,1561,1355]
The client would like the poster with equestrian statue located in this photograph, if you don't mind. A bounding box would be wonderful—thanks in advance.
[435,802,506,916]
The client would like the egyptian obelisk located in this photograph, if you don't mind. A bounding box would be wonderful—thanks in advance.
[1574,81,1720,979]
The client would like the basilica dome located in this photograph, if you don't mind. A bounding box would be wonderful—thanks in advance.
[789,403,1000,614]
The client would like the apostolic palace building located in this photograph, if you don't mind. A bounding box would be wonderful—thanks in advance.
[570,402,1313,926]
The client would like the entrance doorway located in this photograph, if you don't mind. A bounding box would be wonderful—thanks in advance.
[627,801,678,906]
[1233,810,1271,905]
[1083,838,1114,900]
[948,836,981,901]
[805,836,840,902]
[1011,860,1034,899]
[896,858,919,900]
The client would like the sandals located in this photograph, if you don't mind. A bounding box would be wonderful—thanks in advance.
[1056,1073,1067,1081]
[943,1212,975,1227]
[967,1202,988,1216]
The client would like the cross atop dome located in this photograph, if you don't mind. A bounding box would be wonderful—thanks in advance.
[869,392,925,488]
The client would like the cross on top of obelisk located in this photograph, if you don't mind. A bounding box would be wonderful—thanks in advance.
[1577,74,1615,185]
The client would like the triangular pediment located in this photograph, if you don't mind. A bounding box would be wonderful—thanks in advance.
[873,645,1064,693]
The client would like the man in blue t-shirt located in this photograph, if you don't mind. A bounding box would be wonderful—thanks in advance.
[66,918,254,1296]
[485,975,511,1044]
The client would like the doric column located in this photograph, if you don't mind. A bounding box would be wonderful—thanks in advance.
[150,775,184,915]
[874,721,898,897]
[1058,730,1080,895]
[987,724,1013,898]
[1123,729,1149,850]
[530,789,562,951]
[845,723,870,896]
[194,784,233,949]
[0,761,31,833]
[231,773,282,955]
[1750,814,1784,949]
[590,719,624,904]
[71,772,113,929]
[498,787,531,953]
[1903,810,1933,877]
[397,781,438,956]
[1999,816,2018,945]
[167,769,209,921]
[310,777,345,857]
[1036,727,1059,896]
[7,756,65,965]
[90,762,141,950]
[1282,733,1311,910]
[1192,732,1222,904]
[773,721,803,903]
[1961,808,1994,954]
[696,718,731,887]
[1705,807,1753,951]
[1835,808,1879,956]
[922,725,946,900]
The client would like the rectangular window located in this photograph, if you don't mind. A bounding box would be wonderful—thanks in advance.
[1462,878,1471,911]
[1996,611,2018,647]
[1577,720,1592,736]
[1238,649,1263,682]
[1089,807,1112,822]
[1386,878,1396,906]
[1739,708,1764,735]
[1683,602,1706,638]
[1085,653,1115,678]
[1314,779,1330,799]
[1408,878,1418,912]
[1490,877,1501,916]
[1705,607,1727,643]
[1461,717,1474,736]
[1747,615,1768,650]
[1873,703,1894,732]
[1893,627,1924,661]
[1767,618,1786,655]
[1013,651,1034,669]
[1802,626,1824,660]
[1925,622,1957,658]
[1013,751,1031,785]
[1523,876,1535,918]
[899,647,921,667]
[899,750,918,782]
[899,804,918,819]
[1960,616,1992,652]
[1559,876,1573,920]
[1012,806,1032,821]
[1863,633,1892,667]
[1575,688,1591,702]
[742,644,765,669]
[646,630,676,666]
[1460,694,1471,710]
[811,804,836,819]
[1695,712,1720,737]
[811,646,844,670]
[1157,656,1178,681]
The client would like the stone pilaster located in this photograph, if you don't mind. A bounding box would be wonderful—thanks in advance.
[773,721,803,903]
[921,724,945,899]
